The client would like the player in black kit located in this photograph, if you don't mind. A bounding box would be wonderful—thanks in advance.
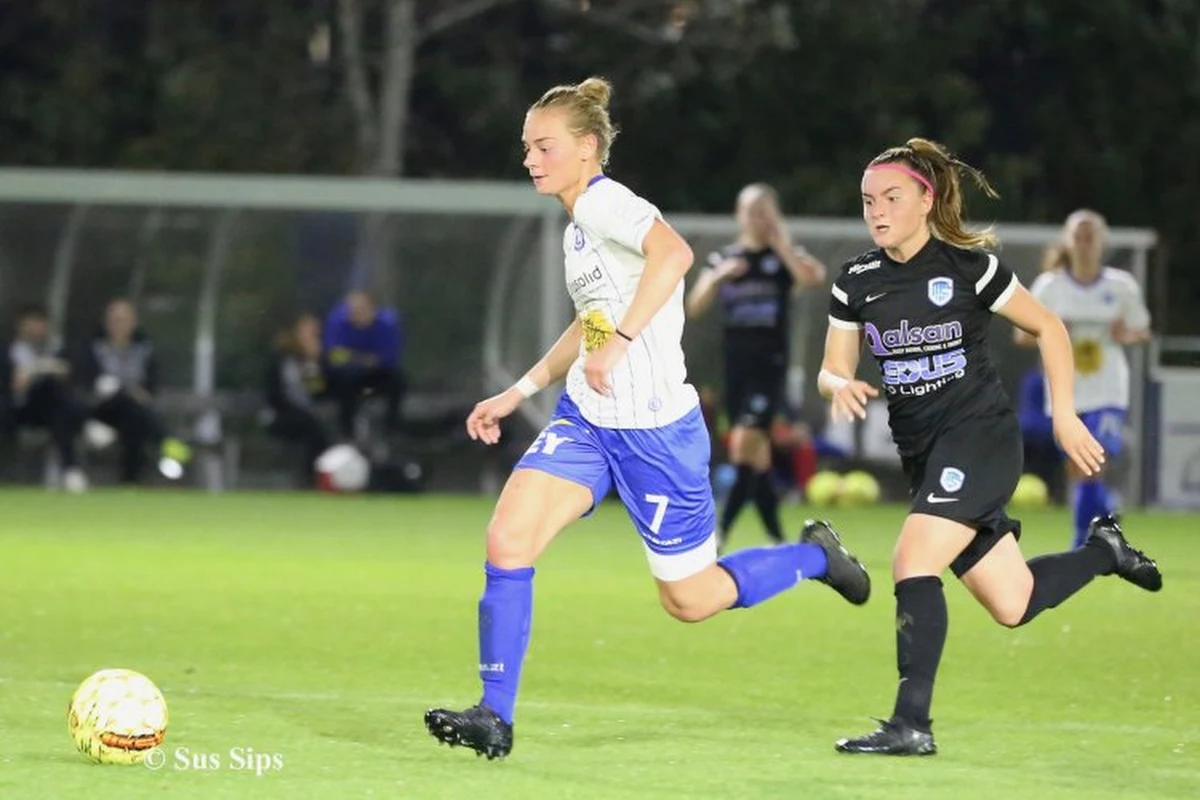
[818,138,1162,756]
[687,184,825,550]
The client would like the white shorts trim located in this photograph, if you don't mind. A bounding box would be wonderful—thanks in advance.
[643,532,718,581]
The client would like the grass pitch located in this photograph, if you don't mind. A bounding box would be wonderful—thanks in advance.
[0,489,1196,798]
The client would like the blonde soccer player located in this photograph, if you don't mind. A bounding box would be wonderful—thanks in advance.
[424,77,870,760]
[1016,209,1151,546]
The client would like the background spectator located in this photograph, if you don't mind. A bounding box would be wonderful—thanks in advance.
[4,303,88,492]
[264,313,333,486]
[323,290,406,439]
[75,298,191,483]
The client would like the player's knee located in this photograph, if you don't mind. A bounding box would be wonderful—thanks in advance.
[657,584,715,623]
[984,587,1032,628]
[485,513,540,569]
[659,594,709,623]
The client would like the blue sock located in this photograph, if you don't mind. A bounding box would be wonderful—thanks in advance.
[478,563,534,725]
[718,543,828,608]
[1073,482,1111,548]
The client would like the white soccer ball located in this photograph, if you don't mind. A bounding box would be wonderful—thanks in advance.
[315,444,371,492]
[68,668,168,765]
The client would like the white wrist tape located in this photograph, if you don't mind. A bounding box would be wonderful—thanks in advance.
[515,376,541,399]
[818,369,850,393]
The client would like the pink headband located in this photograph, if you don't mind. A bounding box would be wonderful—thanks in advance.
[866,163,935,196]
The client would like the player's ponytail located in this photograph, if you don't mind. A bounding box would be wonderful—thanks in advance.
[869,137,1000,250]
[531,76,619,166]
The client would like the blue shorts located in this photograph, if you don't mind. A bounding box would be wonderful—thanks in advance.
[1077,407,1127,457]
[515,393,718,581]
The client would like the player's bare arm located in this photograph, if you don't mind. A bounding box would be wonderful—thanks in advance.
[467,319,582,444]
[819,325,876,422]
[583,220,692,396]
[684,256,746,317]
[995,284,1104,476]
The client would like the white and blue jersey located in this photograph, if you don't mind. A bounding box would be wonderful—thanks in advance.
[516,176,715,581]
[1031,267,1150,455]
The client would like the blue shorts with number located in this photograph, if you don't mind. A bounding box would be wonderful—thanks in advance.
[515,392,717,580]
[1077,407,1127,457]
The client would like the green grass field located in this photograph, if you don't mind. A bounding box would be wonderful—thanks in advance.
[0,489,1196,799]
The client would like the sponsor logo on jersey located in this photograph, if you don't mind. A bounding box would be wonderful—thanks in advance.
[580,308,615,353]
[939,467,965,493]
[848,260,881,275]
[573,226,586,251]
[864,320,963,357]
[880,349,967,387]
[927,277,954,307]
[568,266,604,295]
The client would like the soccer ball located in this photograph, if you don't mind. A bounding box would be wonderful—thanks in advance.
[315,444,371,492]
[1011,473,1050,509]
[67,669,168,765]
[805,470,844,507]
[840,470,882,506]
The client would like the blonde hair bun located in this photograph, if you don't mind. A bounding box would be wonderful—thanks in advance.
[576,77,613,110]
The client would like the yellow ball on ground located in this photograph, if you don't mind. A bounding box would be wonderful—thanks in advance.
[1011,473,1050,509]
[805,471,844,507]
[840,470,882,506]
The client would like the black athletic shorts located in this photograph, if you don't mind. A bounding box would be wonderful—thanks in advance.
[902,412,1024,578]
[724,351,786,431]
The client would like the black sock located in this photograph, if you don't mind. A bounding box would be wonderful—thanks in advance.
[1017,539,1116,626]
[892,576,947,731]
[720,465,755,538]
[752,471,784,543]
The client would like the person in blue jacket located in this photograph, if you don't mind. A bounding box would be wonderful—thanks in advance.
[323,290,406,438]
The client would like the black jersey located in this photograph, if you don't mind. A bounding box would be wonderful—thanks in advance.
[711,245,794,357]
[828,238,1019,458]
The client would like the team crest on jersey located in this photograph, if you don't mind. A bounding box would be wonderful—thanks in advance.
[939,467,965,493]
[927,277,954,307]
[573,226,586,251]
[761,255,781,274]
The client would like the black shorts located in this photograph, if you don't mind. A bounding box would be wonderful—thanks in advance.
[724,353,785,431]
[902,412,1024,578]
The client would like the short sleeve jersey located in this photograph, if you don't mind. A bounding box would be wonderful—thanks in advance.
[708,245,795,358]
[562,177,699,429]
[828,238,1019,457]
[1029,266,1149,414]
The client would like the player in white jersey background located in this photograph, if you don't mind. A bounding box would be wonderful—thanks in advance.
[424,76,871,760]
[1016,209,1151,547]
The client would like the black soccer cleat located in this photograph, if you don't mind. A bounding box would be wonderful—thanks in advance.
[424,704,513,760]
[800,519,871,605]
[1086,515,1163,592]
[835,717,937,756]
